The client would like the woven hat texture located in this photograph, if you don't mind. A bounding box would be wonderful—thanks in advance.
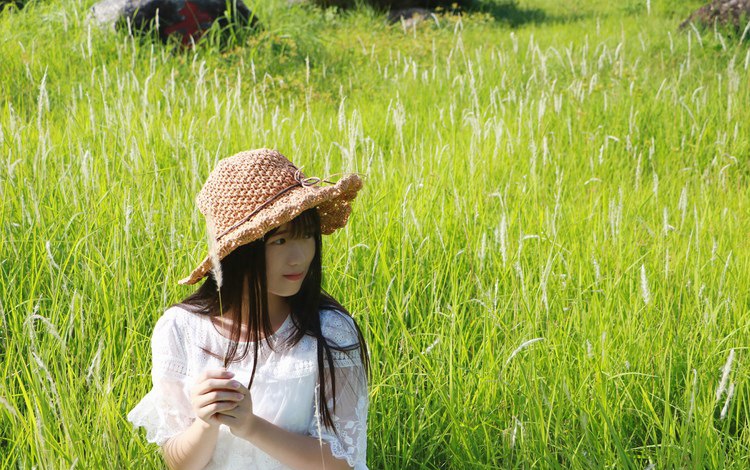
[179,148,362,285]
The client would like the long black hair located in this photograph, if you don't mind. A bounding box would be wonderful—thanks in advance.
[174,208,369,430]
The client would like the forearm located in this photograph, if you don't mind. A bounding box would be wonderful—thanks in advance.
[161,419,220,470]
[243,417,351,470]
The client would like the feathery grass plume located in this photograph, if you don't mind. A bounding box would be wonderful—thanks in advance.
[86,338,104,386]
[663,207,674,234]
[45,241,59,270]
[0,300,5,349]
[579,411,589,432]
[640,264,651,305]
[608,188,623,239]
[205,213,223,290]
[205,213,226,364]
[422,338,440,355]
[634,151,642,192]
[514,262,526,300]
[510,417,523,448]
[711,238,718,263]
[716,348,735,400]
[31,352,62,419]
[592,257,601,285]
[37,68,48,132]
[505,338,544,367]
[124,200,133,242]
[720,383,735,420]
[0,396,19,420]
[338,97,346,132]
[24,312,65,353]
[678,186,688,226]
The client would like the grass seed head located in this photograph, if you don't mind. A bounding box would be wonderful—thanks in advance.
[205,212,223,290]
[640,264,651,305]
[716,348,735,401]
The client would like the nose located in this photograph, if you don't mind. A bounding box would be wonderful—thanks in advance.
[287,240,306,266]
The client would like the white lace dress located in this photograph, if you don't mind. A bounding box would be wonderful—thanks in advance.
[127,306,368,469]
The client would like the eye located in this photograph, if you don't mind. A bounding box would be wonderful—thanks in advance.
[302,232,314,239]
[270,238,286,245]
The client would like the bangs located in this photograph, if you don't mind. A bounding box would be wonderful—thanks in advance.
[267,208,320,239]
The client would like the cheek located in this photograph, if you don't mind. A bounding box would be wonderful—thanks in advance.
[304,240,316,263]
[265,246,280,272]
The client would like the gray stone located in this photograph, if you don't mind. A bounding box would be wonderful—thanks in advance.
[680,0,750,33]
[88,0,256,45]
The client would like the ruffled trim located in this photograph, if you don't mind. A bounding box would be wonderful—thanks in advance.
[126,389,193,446]
[310,427,367,469]
[308,389,368,469]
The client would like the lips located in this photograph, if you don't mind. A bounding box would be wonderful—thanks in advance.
[283,272,304,281]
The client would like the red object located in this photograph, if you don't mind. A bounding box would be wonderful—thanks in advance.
[162,1,215,45]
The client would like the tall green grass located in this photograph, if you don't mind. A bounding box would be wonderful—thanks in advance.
[1,0,748,467]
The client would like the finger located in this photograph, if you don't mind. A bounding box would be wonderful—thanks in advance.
[196,367,234,382]
[195,400,238,423]
[215,408,240,420]
[192,369,236,395]
[194,378,242,396]
[213,413,237,425]
[194,390,245,408]
[202,369,235,380]
[202,400,239,416]
[232,383,251,396]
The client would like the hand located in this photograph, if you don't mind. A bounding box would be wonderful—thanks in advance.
[213,381,258,441]
[189,369,245,428]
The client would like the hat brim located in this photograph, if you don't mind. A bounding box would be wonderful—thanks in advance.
[178,173,363,286]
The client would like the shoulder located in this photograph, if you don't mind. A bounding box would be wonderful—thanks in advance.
[319,308,361,349]
[151,305,197,355]
[155,305,193,334]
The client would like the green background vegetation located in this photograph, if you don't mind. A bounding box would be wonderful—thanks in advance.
[1,0,748,467]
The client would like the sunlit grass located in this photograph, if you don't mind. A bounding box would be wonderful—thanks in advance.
[1,0,748,468]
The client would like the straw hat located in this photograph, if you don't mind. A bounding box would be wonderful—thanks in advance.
[179,148,363,285]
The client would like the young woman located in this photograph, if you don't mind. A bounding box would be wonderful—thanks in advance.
[127,149,369,470]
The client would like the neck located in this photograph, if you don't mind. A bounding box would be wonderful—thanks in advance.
[266,292,290,330]
[216,293,290,338]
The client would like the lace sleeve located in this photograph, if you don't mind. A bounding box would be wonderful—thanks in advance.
[127,309,195,446]
[308,310,369,469]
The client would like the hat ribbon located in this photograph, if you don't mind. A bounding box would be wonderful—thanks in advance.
[214,166,332,241]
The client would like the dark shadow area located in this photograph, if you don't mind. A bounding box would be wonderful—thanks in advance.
[381,0,588,28]
[0,0,27,13]
[471,0,588,28]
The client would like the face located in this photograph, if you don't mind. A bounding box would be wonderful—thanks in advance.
[264,222,316,299]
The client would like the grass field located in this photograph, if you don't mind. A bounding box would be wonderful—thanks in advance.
[1,0,749,467]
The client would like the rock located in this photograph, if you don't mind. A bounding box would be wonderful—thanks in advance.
[680,0,750,33]
[89,0,256,45]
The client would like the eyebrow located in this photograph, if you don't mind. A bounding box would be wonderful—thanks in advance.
[270,229,289,237]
